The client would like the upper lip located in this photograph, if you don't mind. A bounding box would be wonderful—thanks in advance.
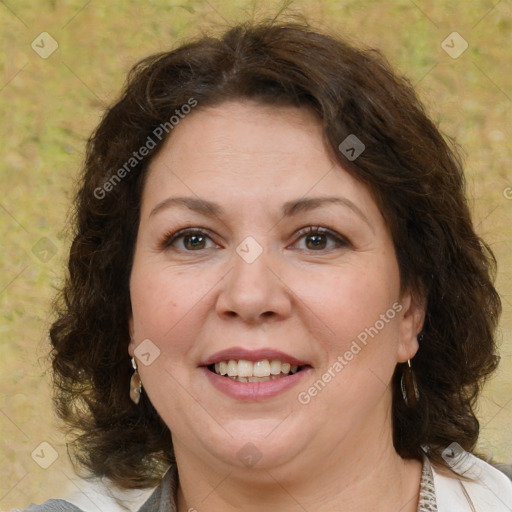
[200,347,310,367]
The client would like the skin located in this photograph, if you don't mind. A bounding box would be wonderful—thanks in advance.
[128,100,425,511]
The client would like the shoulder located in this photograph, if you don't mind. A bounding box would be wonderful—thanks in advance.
[432,447,512,512]
[20,500,85,512]
[17,466,177,512]
[18,476,156,512]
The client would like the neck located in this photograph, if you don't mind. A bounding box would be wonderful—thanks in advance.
[174,403,422,511]
[176,452,421,512]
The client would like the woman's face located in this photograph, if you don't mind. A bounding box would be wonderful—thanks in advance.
[129,100,423,473]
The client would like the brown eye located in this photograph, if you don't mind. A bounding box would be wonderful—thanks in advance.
[292,226,349,251]
[305,233,328,250]
[160,229,219,251]
[183,234,207,250]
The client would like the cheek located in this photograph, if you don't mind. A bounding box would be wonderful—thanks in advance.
[129,262,218,354]
[129,265,212,411]
[293,268,402,420]
[291,258,400,348]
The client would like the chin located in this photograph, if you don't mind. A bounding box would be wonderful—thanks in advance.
[197,418,310,470]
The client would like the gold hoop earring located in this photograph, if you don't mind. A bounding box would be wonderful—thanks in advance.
[130,357,142,405]
[401,359,419,407]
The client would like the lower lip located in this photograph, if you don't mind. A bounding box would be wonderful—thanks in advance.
[201,366,312,401]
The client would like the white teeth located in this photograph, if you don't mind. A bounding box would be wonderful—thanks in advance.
[249,376,270,382]
[215,362,230,376]
[219,361,228,375]
[227,360,238,376]
[237,360,253,377]
[270,360,282,375]
[231,375,278,382]
[253,360,271,377]
[212,359,301,379]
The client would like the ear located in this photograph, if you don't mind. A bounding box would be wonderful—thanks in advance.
[396,290,425,363]
[128,315,136,358]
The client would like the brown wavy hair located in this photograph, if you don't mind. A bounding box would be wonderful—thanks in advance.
[50,17,502,488]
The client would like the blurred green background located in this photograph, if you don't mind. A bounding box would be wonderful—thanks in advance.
[1,0,511,509]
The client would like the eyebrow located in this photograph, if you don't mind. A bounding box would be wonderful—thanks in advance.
[149,195,372,230]
[150,197,222,218]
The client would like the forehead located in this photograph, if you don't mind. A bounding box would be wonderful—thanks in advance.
[140,100,380,224]
[150,100,328,171]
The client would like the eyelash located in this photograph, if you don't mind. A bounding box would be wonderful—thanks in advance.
[159,226,350,252]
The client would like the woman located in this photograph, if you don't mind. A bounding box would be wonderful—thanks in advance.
[25,18,512,512]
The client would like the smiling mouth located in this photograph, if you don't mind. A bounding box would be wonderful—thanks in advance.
[207,359,304,383]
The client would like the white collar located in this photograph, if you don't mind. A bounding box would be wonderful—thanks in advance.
[431,449,512,511]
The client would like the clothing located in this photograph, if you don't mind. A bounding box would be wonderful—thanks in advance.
[20,452,512,512]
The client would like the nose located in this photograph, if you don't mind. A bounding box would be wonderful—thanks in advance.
[215,246,292,323]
